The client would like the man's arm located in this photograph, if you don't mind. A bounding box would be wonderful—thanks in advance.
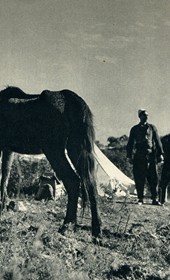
[152,125,164,160]
[127,127,135,160]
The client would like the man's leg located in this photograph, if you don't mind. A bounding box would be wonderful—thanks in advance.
[133,156,147,203]
[147,161,159,203]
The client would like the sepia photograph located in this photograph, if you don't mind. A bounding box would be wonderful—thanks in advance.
[0,1,170,279]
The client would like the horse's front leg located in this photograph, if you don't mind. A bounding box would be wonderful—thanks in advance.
[0,150,14,210]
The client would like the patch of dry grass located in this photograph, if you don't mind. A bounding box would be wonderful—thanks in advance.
[0,194,170,280]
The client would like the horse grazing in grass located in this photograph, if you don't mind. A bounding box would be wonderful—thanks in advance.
[0,86,101,237]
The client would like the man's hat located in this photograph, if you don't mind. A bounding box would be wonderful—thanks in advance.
[138,109,148,117]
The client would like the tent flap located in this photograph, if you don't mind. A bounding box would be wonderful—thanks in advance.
[94,144,136,196]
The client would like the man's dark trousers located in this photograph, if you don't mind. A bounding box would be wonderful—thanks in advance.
[133,152,158,201]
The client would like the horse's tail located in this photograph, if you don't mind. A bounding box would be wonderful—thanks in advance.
[64,90,97,210]
[77,108,97,210]
[75,104,98,214]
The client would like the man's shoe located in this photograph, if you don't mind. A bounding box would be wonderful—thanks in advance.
[160,203,165,207]
[137,200,143,205]
[152,200,162,206]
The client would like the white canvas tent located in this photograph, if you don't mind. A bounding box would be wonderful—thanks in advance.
[94,144,136,197]
[19,144,136,198]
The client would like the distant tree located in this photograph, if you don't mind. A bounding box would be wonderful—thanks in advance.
[107,135,128,149]
[107,136,117,147]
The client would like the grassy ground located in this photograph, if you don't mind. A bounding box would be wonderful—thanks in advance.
[0,193,170,280]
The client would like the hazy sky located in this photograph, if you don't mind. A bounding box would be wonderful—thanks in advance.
[0,0,170,144]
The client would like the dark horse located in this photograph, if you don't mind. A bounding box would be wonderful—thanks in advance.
[159,134,170,204]
[0,86,101,237]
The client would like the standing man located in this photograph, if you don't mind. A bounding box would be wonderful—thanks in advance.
[127,109,164,205]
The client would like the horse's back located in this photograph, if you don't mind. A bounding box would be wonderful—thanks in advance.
[0,87,87,112]
[40,89,86,106]
[39,89,91,122]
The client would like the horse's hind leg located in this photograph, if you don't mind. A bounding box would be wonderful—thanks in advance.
[0,150,14,210]
[43,147,80,233]
[67,140,102,238]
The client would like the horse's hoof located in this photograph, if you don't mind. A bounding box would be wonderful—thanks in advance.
[58,223,76,235]
[92,235,103,246]
[92,230,103,245]
[7,201,16,212]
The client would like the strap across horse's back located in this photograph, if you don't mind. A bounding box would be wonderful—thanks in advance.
[8,96,40,105]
